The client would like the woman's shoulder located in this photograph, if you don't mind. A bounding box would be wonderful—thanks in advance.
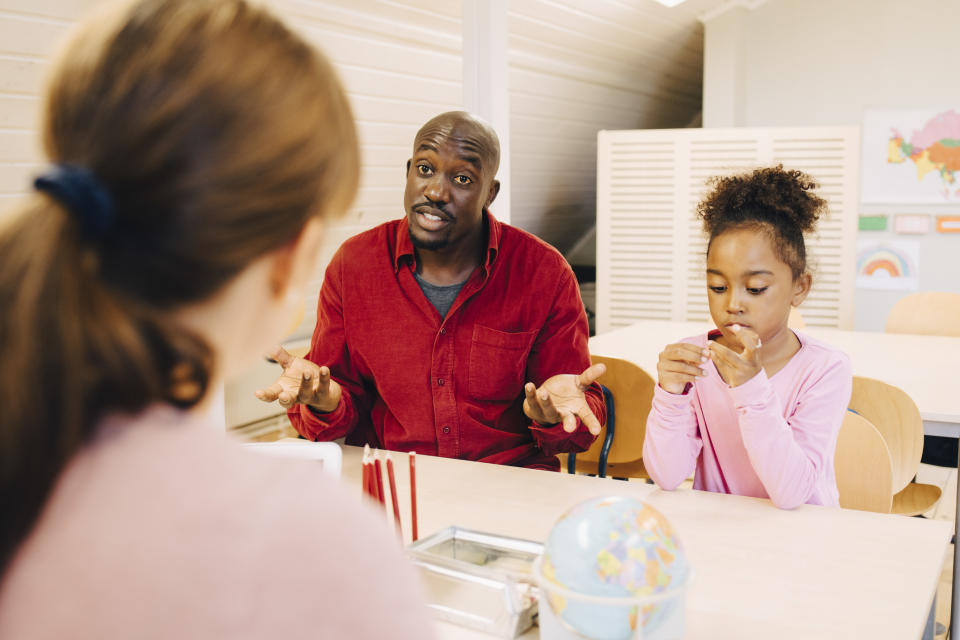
[227,448,434,637]
[2,415,434,639]
[213,442,436,638]
[168,431,434,636]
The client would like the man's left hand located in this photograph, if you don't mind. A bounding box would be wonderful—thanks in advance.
[523,363,606,435]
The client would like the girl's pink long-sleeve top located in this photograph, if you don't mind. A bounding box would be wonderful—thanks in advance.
[642,330,853,509]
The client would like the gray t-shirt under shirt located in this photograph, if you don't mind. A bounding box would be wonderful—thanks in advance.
[414,271,467,318]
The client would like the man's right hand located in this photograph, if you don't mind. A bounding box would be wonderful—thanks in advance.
[255,346,342,412]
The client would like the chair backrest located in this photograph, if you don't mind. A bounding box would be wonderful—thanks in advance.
[848,376,923,493]
[834,411,893,513]
[576,355,656,465]
[885,291,960,336]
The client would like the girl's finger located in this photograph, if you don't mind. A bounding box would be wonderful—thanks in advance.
[663,343,710,365]
[735,326,762,356]
[709,339,740,359]
[660,361,709,378]
[660,372,699,388]
[708,341,742,368]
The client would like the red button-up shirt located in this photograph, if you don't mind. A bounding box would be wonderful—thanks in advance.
[288,212,604,470]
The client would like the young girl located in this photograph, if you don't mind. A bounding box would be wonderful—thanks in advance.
[642,166,852,509]
[0,1,432,637]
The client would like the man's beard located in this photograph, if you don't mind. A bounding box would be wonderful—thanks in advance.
[409,227,450,251]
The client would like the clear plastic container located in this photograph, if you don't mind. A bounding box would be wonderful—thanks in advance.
[408,527,542,638]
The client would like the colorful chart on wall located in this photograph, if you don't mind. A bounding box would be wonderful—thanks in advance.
[855,239,920,290]
[862,109,960,203]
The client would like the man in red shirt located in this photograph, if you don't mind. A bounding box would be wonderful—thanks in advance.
[257,111,605,470]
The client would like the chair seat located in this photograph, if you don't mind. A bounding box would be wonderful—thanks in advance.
[891,482,942,517]
[570,456,649,480]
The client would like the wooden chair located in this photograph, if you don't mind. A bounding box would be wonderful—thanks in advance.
[885,291,960,337]
[834,411,894,513]
[885,291,960,472]
[848,376,941,516]
[563,355,656,479]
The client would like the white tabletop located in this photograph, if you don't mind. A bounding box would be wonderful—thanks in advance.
[340,446,950,640]
[589,320,960,426]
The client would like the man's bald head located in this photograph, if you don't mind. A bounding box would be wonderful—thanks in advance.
[412,111,500,178]
[403,111,502,255]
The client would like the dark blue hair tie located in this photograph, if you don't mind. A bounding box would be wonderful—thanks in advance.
[34,164,115,238]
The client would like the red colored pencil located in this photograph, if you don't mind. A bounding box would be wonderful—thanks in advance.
[386,455,402,531]
[362,444,373,499]
[374,454,386,506]
[409,451,418,542]
[361,459,369,497]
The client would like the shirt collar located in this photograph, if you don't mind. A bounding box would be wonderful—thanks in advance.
[393,210,501,274]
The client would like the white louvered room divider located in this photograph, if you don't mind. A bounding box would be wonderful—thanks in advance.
[595,127,860,334]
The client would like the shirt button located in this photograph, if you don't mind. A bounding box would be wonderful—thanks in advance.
[442,426,450,434]
[438,378,445,386]
[440,327,446,335]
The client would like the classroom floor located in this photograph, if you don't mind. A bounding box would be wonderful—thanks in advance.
[915,463,957,639]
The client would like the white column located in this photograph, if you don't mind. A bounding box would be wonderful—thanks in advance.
[702,6,748,128]
[462,0,511,223]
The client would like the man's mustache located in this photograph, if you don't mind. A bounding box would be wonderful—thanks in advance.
[413,201,451,220]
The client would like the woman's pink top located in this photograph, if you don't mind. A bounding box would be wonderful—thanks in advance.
[0,406,434,639]
[643,331,852,509]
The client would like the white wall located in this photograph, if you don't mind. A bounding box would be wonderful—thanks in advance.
[508,0,704,253]
[0,0,463,340]
[0,1,78,214]
[272,0,464,339]
[703,0,960,331]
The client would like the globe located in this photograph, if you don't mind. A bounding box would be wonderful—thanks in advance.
[539,496,689,640]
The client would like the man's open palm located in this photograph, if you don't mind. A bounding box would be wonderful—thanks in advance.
[522,363,606,435]
[255,346,342,412]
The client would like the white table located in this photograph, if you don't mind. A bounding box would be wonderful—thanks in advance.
[589,319,960,638]
[341,446,950,639]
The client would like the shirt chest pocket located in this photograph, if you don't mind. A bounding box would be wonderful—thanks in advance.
[468,325,538,403]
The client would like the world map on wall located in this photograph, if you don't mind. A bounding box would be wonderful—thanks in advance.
[862,108,960,204]
[886,110,960,200]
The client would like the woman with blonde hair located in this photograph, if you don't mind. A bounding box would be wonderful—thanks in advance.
[0,1,432,637]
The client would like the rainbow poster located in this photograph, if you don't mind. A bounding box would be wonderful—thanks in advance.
[855,240,919,290]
